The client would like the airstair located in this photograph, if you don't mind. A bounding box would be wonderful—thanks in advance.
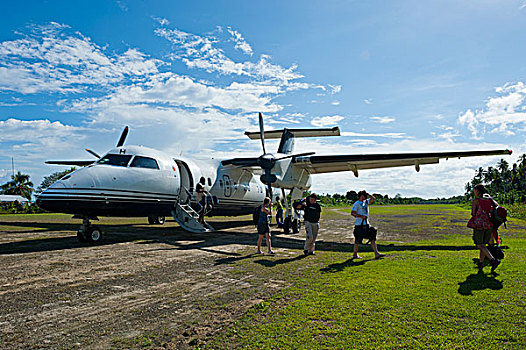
[172,203,214,233]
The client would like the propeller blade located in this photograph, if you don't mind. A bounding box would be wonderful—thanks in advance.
[85,148,101,159]
[221,158,260,167]
[258,112,266,154]
[116,126,129,148]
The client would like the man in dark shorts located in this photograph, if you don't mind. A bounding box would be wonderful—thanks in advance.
[351,190,385,259]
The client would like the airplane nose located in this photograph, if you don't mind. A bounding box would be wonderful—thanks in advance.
[36,168,94,212]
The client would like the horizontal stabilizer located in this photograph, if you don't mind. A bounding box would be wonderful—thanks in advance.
[46,160,95,166]
[245,127,340,140]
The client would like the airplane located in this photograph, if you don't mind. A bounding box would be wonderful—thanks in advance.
[36,113,512,243]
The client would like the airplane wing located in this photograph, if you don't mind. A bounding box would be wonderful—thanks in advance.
[45,160,95,166]
[292,149,512,176]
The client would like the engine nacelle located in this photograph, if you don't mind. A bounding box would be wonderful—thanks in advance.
[271,158,311,190]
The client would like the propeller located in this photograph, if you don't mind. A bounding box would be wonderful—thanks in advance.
[258,112,266,155]
[116,126,129,148]
[85,126,128,159]
[45,126,130,166]
[85,149,100,158]
[220,114,317,199]
[255,113,275,199]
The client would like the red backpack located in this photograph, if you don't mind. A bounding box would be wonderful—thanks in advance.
[492,206,508,229]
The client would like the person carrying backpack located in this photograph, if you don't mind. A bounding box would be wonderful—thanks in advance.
[470,184,500,272]
[256,197,274,255]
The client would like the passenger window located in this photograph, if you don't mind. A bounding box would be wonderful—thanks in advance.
[130,156,159,170]
[219,180,223,187]
[97,154,132,167]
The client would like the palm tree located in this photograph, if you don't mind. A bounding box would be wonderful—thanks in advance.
[0,171,34,201]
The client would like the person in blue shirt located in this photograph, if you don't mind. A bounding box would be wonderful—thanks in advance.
[257,197,274,254]
[351,190,385,259]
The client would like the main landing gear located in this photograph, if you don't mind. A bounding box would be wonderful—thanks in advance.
[76,216,103,243]
[147,216,165,225]
[283,217,301,234]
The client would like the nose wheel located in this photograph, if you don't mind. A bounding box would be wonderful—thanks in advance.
[76,216,103,243]
[148,216,165,225]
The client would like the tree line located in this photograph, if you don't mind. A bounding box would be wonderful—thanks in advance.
[464,154,526,204]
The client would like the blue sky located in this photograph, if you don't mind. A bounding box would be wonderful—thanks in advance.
[0,0,525,198]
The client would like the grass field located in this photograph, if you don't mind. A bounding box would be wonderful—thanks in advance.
[207,204,526,349]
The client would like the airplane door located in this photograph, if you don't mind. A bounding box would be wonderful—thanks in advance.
[175,160,194,203]
[222,175,232,197]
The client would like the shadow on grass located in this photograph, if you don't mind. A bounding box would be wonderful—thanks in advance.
[320,257,371,273]
[214,253,259,265]
[457,272,503,296]
[253,254,307,267]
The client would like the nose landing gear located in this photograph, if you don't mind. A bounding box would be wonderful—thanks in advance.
[147,216,166,225]
[76,216,102,243]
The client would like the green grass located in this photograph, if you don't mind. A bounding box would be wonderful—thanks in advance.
[207,205,526,349]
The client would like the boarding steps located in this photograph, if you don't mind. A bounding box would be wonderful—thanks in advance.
[172,203,214,233]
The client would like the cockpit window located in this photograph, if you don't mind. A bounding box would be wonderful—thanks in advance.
[130,156,159,170]
[97,154,132,167]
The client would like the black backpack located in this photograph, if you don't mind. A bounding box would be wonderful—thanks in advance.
[487,244,504,260]
[252,205,262,226]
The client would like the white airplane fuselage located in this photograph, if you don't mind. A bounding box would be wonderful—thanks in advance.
[36,145,275,218]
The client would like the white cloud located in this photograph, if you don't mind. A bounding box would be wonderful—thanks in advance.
[152,17,170,26]
[0,119,97,185]
[371,116,395,124]
[328,84,341,94]
[364,99,372,104]
[227,27,253,56]
[0,23,160,94]
[156,27,304,84]
[0,119,89,143]
[458,81,526,138]
[311,115,344,127]
[67,74,282,114]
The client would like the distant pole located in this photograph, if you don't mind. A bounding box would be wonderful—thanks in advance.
[11,157,15,177]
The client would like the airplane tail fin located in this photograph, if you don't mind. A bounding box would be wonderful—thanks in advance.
[245,127,340,155]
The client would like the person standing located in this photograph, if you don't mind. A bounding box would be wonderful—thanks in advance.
[351,190,385,259]
[195,177,208,224]
[471,184,500,272]
[257,197,274,254]
[275,196,284,228]
[299,193,322,256]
